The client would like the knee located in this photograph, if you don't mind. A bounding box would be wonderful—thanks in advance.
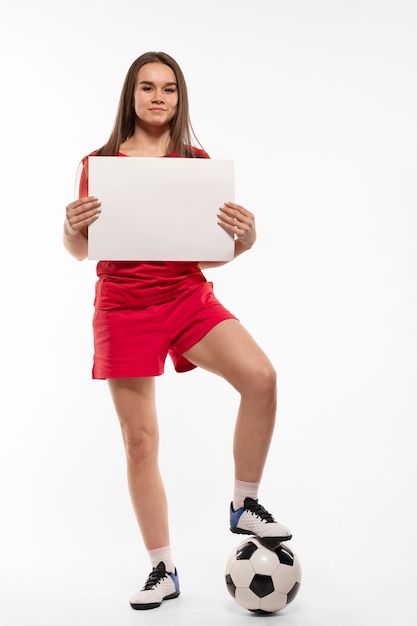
[258,363,277,401]
[121,427,158,465]
[243,362,277,405]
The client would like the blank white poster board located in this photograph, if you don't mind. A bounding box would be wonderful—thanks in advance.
[87,157,235,261]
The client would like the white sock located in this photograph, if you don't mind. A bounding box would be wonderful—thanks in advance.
[233,479,260,510]
[148,545,175,573]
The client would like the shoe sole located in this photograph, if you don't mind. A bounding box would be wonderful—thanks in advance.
[230,526,292,549]
[130,591,180,610]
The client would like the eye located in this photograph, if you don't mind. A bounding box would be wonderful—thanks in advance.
[164,87,177,94]
[141,85,152,92]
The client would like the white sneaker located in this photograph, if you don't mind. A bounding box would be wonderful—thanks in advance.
[130,561,180,610]
[230,497,292,548]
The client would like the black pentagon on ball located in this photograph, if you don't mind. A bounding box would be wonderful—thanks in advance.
[274,544,295,566]
[249,574,274,598]
[287,581,301,604]
[225,574,236,597]
[236,541,258,560]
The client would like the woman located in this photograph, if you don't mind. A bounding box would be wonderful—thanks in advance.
[63,51,291,611]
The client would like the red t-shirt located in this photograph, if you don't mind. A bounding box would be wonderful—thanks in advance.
[79,148,210,309]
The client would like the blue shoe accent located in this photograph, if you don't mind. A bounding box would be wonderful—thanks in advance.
[168,570,180,594]
[230,502,245,527]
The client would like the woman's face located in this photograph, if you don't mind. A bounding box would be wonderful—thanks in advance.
[133,62,178,129]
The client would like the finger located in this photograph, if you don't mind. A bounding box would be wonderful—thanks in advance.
[66,204,101,233]
[70,210,101,230]
[66,196,101,218]
[217,216,246,236]
[66,200,101,229]
[223,202,254,219]
[217,222,237,238]
[218,222,253,246]
[66,196,97,211]
[219,205,254,225]
[217,211,252,231]
[73,208,101,224]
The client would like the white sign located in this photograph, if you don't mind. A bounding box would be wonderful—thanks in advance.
[87,157,235,261]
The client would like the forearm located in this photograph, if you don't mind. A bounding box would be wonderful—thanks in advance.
[63,221,88,261]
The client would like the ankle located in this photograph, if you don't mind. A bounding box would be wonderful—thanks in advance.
[148,545,175,573]
[233,479,260,510]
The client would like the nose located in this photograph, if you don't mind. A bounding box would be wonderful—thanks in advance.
[152,89,165,103]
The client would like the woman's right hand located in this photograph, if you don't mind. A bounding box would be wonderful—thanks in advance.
[65,196,101,235]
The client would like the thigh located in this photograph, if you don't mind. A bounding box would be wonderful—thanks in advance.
[163,281,236,372]
[93,308,168,379]
[107,377,159,438]
[183,319,275,392]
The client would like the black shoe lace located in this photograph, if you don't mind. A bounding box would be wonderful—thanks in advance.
[142,563,167,591]
[246,499,276,523]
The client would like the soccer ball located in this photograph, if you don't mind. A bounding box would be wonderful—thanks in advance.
[225,538,301,613]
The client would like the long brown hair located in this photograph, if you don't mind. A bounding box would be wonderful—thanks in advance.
[96,51,202,157]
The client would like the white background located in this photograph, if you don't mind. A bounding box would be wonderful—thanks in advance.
[0,1,416,625]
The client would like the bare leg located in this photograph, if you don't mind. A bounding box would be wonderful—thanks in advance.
[184,319,277,483]
[107,377,169,550]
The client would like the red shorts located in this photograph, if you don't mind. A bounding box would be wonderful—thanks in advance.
[92,281,236,379]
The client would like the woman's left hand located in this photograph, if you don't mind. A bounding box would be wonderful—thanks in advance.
[217,202,257,249]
